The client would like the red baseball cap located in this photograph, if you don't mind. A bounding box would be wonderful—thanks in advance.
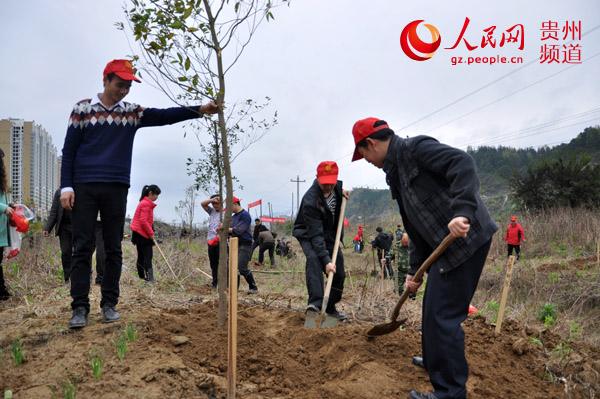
[510,216,517,221]
[103,59,141,83]
[351,117,390,161]
[317,161,339,185]
[231,196,242,204]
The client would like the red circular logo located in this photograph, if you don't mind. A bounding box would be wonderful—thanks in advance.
[400,20,441,61]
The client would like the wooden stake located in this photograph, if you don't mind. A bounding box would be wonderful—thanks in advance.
[227,238,239,399]
[495,255,516,334]
[597,240,599,268]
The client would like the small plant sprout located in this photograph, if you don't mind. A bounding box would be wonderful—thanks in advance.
[125,322,139,343]
[89,347,104,379]
[12,338,24,366]
[485,301,500,323]
[49,371,77,399]
[538,303,558,325]
[113,331,128,360]
[529,337,543,347]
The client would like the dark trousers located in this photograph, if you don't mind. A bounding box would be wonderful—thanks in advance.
[135,243,153,276]
[258,242,275,266]
[300,240,345,311]
[70,183,128,312]
[0,251,7,294]
[507,244,521,259]
[58,221,73,281]
[421,239,492,399]
[251,240,260,255]
[238,243,253,278]
[94,221,105,283]
[207,243,219,287]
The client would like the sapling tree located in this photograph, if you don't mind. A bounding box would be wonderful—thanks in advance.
[175,185,199,238]
[123,0,286,326]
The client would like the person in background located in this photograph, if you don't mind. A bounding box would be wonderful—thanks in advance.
[44,188,73,284]
[201,194,222,288]
[505,216,525,260]
[351,117,497,399]
[60,58,219,329]
[251,218,269,259]
[352,234,361,252]
[130,185,161,284]
[357,224,365,253]
[0,150,14,300]
[397,231,415,299]
[293,161,350,321]
[372,226,394,279]
[257,230,276,267]
[228,197,259,294]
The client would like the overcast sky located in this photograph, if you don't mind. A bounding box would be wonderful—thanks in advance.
[2,0,599,224]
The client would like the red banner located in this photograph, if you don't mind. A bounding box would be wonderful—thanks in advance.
[247,199,262,209]
[260,216,287,224]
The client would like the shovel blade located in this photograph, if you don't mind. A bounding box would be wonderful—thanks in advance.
[366,317,408,337]
[304,309,319,328]
[319,314,338,328]
[304,310,339,328]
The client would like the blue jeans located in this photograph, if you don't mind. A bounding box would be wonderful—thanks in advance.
[70,183,128,312]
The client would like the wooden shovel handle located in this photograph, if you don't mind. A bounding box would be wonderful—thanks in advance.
[321,196,347,316]
[390,233,455,322]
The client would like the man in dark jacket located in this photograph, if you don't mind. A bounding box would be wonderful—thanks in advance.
[44,189,73,283]
[372,226,394,279]
[257,230,276,267]
[251,218,269,257]
[228,197,259,294]
[293,161,350,321]
[351,118,497,399]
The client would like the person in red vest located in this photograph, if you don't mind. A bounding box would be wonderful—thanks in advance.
[505,216,525,260]
[357,224,365,253]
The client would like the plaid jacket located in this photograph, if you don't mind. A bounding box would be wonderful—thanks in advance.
[383,134,497,275]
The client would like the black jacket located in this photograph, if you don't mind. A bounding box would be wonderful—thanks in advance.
[44,189,70,236]
[292,179,344,266]
[383,134,497,275]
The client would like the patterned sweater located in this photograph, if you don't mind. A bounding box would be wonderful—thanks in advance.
[61,96,201,188]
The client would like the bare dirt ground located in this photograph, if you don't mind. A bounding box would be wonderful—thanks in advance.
[1,242,599,398]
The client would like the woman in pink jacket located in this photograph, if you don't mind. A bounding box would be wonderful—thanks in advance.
[131,185,161,283]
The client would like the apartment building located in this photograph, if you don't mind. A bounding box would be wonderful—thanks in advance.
[0,118,59,218]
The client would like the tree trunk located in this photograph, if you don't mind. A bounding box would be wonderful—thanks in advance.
[204,0,232,329]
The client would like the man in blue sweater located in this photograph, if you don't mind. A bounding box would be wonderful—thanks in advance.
[351,118,497,399]
[228,197,258,294]
[61,59,218,328]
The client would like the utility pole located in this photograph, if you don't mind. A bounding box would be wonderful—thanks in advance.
[290,175,305,215]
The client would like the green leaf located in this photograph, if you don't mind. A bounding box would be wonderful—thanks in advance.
[185,57,191,70]
[178,76,188,82]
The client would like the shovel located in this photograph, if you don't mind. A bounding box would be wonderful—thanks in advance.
[366,233,455,337]
[305,196,347,328]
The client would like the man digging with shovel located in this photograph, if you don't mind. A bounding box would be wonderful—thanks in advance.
[351,118,497,399]
[293,161,350,325]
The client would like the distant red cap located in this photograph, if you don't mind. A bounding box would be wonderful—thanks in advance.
[359,225,363,228]
[103,59,141,83]
[232,196,242,204]
[316,161,339,185]
[510,216,517,221]
[351,117,389,161]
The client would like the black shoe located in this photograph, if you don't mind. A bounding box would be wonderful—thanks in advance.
[408,391,438,399]
[326,309,348,321]
[412,356,425,369]
[0,292,11,301]
[409,292,417,300]
[68,307,88,329]
[102,305,121,323]
[247,287,258,294]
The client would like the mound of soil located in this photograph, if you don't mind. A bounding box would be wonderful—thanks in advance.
[2,291,599,399]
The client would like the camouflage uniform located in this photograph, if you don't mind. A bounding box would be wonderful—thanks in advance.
[396,243,409,295]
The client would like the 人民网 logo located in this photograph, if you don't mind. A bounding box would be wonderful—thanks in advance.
[400,20,441,61]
